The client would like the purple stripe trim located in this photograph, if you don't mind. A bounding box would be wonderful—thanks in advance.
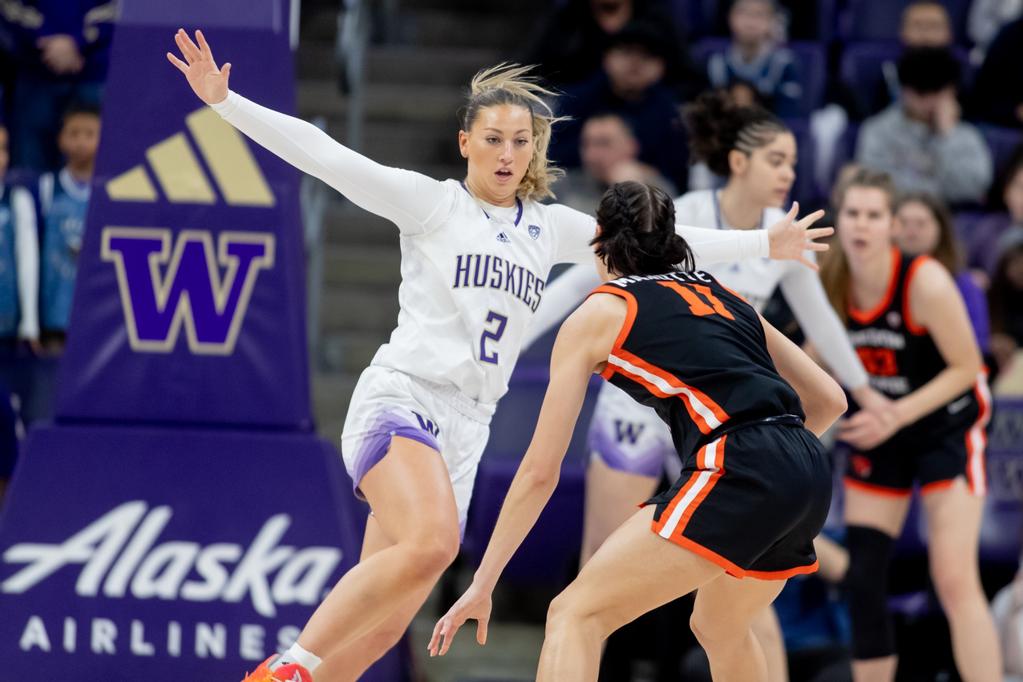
[513,197,523,226]
[460,180,490,220]
[351,413,441,499]
[459,180,522,225]
[588,420,664,478]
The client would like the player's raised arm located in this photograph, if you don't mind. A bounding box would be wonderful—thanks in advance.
[167,29,448,234]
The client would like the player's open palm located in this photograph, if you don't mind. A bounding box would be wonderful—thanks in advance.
[767,202,832,271]
[428,582,492,657]
[167,29,231,106]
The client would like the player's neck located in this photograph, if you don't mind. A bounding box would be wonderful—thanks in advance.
[65,160,94,183]
[464,175,516,208]
[849,247,895,310]
[718,185,762,230]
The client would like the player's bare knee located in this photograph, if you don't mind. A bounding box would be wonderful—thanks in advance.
[930,560,981,612]
[403,528,459,578]
[690,610,746,653]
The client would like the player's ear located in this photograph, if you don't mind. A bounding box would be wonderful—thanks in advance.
[594,223,603,239]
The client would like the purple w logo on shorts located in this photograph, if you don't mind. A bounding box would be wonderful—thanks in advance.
[101,228,275,355]
[412,411,440,438]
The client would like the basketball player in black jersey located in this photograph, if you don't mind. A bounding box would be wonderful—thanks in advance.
[821,168,1000,682]
[428,181,847,681]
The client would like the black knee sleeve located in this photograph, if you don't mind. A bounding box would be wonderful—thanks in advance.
[844,525,897,660]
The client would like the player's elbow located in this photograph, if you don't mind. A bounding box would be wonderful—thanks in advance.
[522,459,561,492]
[821,377,848,424]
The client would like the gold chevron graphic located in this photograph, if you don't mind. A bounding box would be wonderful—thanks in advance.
[106,107,276,206]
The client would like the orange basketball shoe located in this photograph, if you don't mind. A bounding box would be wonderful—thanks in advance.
[241,656,313,682]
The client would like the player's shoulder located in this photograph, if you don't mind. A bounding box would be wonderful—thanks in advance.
[674,189,714,215]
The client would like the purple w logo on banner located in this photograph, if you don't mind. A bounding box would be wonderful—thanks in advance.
[101,228,275,355]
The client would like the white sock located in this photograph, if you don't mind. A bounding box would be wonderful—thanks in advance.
[270,642,322,673]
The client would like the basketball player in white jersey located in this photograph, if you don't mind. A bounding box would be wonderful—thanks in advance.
[521,91,891,680]
[168,30,832,681]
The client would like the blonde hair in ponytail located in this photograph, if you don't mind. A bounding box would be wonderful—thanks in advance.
[463,63,566,202]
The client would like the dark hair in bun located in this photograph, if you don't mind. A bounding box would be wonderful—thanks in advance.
[591,181,695,276]
[684,90,788,177]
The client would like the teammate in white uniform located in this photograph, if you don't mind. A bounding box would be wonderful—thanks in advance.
[521,92,891,679]
[168,31,832,681]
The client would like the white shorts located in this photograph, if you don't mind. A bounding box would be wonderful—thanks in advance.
[587,381,680,480]
[341,365,495,533]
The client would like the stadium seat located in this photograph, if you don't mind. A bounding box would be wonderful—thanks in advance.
[838,0,971,43]
[690,39,826,116]
[978,125,1023,178]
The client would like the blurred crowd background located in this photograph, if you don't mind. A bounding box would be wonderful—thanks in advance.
[1,1,1023,680]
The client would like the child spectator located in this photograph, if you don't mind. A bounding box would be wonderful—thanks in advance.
[705,0,802,117]
[2,0,114,170]
[968,145,1023,277]
[857,47,992,205]
[969,17,1023,127]
[0,124,39,351]
[39,102,99,349]
[894,192,991,353]
[988,234,1023,374]
[549,20,686,187]
[555,112,676,212]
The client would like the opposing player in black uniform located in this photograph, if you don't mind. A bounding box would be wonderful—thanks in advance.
[821,168,1000,682]
[428,181,847,681]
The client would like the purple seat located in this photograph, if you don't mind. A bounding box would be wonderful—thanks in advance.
[978,124,1023,177]
[691,38,826,116]
[839,0,971,43]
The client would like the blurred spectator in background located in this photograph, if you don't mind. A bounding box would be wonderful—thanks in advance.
[519,0,702,98]
[549,20,686,187]
[39,102,98,351]
[988,234,1023,375]
[555,112,676,212]
[968,145,1023,278]
[704,0,802,117]
[969,18,1023,128]
[1,0,114,171]
[0,123,39,353]
[968,0,1023,62]
[894,192,990,353]
[857,47,992,205]
[900,0,955,46]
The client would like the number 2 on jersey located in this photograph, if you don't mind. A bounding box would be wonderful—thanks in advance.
[660,281,734,320]
[480,311,508,364]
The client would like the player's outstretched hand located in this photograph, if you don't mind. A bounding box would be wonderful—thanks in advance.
[428,582,493,657]
[167,29,231,106]
[766,202,833,271]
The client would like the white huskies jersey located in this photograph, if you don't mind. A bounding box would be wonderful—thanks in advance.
[373,180,596,406]
[674,189,797,312]
[212,91,785,405]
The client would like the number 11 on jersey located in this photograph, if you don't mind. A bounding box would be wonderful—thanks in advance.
[480,311,508,364]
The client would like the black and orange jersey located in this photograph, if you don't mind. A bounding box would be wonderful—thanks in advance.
[846,248,980,435]
[592,269,804,458]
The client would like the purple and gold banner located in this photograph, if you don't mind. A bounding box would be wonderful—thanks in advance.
[57,0,309,429]
[0,1,406,679]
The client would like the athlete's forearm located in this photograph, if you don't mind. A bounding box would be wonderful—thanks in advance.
[679,224,769,266]
[893,365,980,429]
[781,267,869,391]
[472,463,560,592]
[12,189,39,340]
[212,91,446,230]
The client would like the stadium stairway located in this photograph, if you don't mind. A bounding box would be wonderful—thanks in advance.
[295,0,541,440]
